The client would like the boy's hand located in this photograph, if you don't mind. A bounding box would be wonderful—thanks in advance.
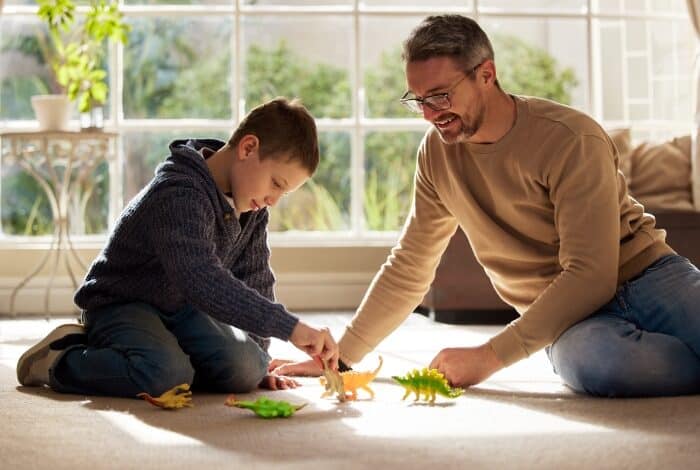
[268,358,323,377]
[289,322,339,369]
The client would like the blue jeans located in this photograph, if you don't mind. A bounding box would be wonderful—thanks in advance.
[51,302,270,398]
[548,254,700,397]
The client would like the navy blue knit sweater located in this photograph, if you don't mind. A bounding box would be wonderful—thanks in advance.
[74,139,299,343]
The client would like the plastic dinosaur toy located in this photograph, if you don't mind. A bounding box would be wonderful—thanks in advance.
[392,368,464,404]
[321,358,346,402]
[137,383,193,409]
[321,355,383,401]
[224,395,306,418]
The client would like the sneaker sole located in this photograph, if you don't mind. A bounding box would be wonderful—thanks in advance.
[16,324,85,386]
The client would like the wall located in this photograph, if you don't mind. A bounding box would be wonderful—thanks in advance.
[0,244,392,315]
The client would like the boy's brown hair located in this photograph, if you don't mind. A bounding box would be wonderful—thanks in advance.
[229,97,319,174]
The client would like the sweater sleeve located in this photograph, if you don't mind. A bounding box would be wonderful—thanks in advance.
[488,134,620,366]
[338,141,459,365]
[146,185,298,340]
[231,209,276,302]
[231,209,277,350]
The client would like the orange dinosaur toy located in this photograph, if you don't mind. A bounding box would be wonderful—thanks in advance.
[320,356,383,401]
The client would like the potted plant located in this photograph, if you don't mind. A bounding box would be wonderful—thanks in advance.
[33,0,129,130]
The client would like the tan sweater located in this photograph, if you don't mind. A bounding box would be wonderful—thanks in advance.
[339,96,673,367]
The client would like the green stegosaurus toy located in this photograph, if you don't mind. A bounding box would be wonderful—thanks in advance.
[392,368,464,404]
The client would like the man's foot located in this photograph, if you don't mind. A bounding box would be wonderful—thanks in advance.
[16,324,86,387]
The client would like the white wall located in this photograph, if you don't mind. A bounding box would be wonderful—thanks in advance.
[0,245,392,315]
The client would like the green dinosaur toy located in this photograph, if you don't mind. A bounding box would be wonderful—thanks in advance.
[392,368,464,404]
[224,395,306,418]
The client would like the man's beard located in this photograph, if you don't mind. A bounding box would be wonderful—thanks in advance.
[435,103,485,144]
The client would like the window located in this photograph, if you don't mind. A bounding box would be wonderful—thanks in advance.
[0,0,693,241]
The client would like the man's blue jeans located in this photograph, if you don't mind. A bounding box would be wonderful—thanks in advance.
[50,302,270,398]
[548,254,700,397]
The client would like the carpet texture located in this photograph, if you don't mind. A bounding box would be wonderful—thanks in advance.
[1,312,698,469]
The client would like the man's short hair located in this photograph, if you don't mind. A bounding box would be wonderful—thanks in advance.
[229,97,319,174]
[402,14,495,79]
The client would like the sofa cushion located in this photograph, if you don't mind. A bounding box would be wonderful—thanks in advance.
[608,128,633,179]
[623,136,694,211]
[607,128,693,210]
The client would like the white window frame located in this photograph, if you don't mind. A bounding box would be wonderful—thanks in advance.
[0,0,693,248]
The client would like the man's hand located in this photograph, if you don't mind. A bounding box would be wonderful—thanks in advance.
[288,321,339,369]
[429,343,504,388]
[268,358,323,377]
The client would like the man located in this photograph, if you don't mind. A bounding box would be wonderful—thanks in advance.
[275,14,700,397]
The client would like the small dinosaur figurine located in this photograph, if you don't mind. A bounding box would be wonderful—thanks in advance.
[224,395,306,419]
[137,383,193,409]
[392,368,464,404]
[321,358,346,402]
[321,355,383,401]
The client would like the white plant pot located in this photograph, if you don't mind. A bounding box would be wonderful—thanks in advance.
[31,94,73,131]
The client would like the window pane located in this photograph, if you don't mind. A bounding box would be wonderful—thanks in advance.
[269,132,351,231]
[1,136,109,236]
[629,102,649,120]
[628,57,648,100]
[361,15,423,118]
[480,18,587,111]
[597,18,693,123]
[597,21,624,121]
[243,0,352,5]
[362,0,470,6]
[126,0,229,4]
[1,158,53,236]
[364,131,421,231]
[122,130,229,203]
[0,17,54,121]
[1,14,114,122]
[479,0,585,12]
[594,0,686,13]
[123,17,233,119]
[242,15,351,118]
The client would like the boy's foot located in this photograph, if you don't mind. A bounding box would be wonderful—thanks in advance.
[16,324,86,387]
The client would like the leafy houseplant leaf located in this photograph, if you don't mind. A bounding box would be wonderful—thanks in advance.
[36,0,130,113]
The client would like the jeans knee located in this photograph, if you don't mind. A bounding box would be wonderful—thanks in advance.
[132,350,195,396]
[556,357,628,397]
[202,344,268,393]
[551,326,640,397]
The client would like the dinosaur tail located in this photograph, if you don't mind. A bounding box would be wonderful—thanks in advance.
[392,375,408,386]
[372,355,384,378]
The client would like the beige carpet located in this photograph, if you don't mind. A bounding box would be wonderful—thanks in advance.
[1,312,698,470]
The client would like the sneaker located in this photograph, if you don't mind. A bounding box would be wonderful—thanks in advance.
[17,324,86,387]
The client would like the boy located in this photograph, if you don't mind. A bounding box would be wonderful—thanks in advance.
[17,97,339,397]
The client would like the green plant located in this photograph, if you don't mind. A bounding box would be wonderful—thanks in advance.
[37,0,129,112]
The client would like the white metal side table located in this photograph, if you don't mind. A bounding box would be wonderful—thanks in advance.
[1,130,118,316]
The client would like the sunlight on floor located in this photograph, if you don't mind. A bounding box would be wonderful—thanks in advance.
[338,392,613,438]
[96,410,204,446]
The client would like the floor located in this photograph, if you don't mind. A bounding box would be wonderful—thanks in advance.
[1,312,698,470]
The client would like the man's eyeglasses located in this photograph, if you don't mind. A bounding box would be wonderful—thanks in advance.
[399,62,482,114]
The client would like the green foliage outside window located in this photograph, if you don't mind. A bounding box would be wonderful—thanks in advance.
[1,24,577,235]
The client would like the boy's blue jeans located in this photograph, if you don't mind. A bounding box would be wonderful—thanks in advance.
[50,302,270,398]
[547,254,700,397]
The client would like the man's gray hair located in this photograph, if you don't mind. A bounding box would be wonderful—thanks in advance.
[402,14,495,76]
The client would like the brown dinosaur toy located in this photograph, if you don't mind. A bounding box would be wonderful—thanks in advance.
[320,355,383,401]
